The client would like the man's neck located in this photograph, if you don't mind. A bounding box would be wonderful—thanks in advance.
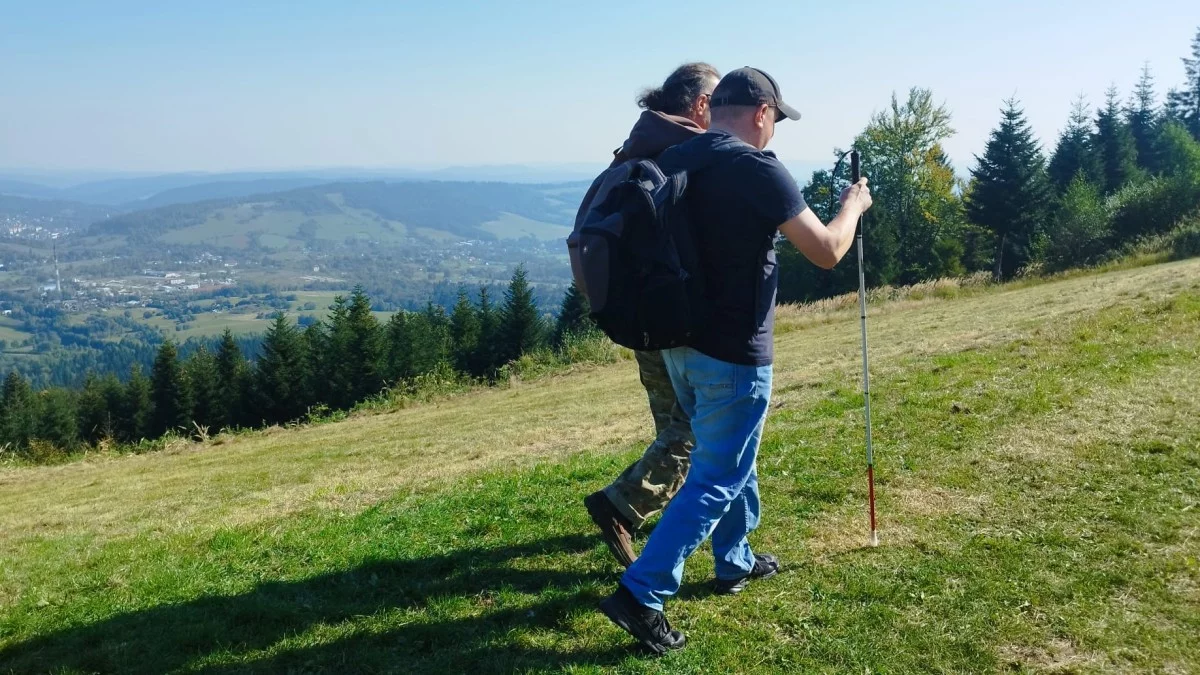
[709,123,758,149]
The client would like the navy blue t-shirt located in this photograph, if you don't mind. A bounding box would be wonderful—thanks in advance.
[668,130,807,366]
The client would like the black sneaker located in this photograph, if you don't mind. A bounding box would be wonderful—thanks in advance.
[584,491,637,568]
[712,553,780,595]
[599,584,686,655]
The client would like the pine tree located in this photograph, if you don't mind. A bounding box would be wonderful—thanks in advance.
[384,310,415,382]
[184,346,220,435]
[1166,27,1200,139]
[967,99,1054,279]
[553,280,593,346]
[344,286,384,404]
[1094,86,1141,194]
[77,373,114,444]
[449,288,480,374]
[323,296,352,408]
[122,364,152,442]
[410,302,451,375]
[150,341,190,437]
[215,329,248,431]
[474,286,500,376]
[302,320,332,408]
[253,313,309,425]
[1,371,37,451]
[1127,64,1161,173]
[1049,96,1102,191]
[498,265,545,364]
[36,388,78,450]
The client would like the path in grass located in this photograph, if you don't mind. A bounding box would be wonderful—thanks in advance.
[0,260,1197,673]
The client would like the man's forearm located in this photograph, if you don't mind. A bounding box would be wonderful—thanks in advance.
[824,204,864,265]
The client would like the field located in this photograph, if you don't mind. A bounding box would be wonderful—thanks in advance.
[0,259,1197,673]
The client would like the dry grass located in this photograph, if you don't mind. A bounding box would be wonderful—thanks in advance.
[0,259,1197,547]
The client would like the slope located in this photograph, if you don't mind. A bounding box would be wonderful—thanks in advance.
[0,259,1197,673]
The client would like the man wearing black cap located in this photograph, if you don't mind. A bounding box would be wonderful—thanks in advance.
[599,67,873,654]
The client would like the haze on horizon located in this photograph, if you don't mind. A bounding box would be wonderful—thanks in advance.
[2,1,1197,176]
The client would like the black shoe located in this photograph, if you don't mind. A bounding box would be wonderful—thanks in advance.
[712,553,780,595]
[599,584,686,655]
[584,491,637,568]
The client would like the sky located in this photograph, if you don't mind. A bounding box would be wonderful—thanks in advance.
[2,0,1198,176]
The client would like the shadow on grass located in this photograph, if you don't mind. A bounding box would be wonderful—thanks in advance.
[0,534,633,674]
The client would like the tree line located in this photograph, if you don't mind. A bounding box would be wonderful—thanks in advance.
[779,27,1200,301]
[0,265,595,461]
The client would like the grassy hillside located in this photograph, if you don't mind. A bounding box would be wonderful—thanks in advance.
[0,259,1197,673]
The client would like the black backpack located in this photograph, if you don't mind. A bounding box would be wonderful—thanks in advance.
[574,158,706,351]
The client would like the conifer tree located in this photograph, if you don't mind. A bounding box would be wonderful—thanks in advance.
[215,328,248,430]
[150,341,190,437]
[1049,96,1102,191]
[1094,86,1141,194]
[384,310,414,382]
[184,346,220,435]
[1127,64,1161,173]
[36,388,78,450]
[554,280,593,346]
[253,313,309,425]
[1,371,37,451]
[76,373,111,444]
[967,99,1054,279]
[474,286,500,376]
[343,286,384,404]
[498,265,545,364]
[1166,27,1200,139]
[449,288,480,374]
[122,364,152,442]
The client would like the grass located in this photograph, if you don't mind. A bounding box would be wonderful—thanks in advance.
[481,213,573,241]
[0,259,1198,673]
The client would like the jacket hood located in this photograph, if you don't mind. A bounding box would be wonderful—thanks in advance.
[612,111,704,165]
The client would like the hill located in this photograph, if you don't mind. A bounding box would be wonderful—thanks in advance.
[0,259,1197,672]
[0,194,117,230]
[91,180,586,247]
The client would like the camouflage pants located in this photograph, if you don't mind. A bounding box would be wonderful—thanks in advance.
[602,350,696,529]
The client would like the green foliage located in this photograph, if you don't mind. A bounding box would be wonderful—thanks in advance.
[1094,87,1143,194]
[1165,27,1200,138]
[1108,171,1200,243]
[1040,176,1112,272]
[474,286,500,376]
[123,365,152,442]
[968,99,1054,279]
[215,329,249,430]
[1127,65,1161,173]
[449,288,480,375]
[1049,96,1102,191]
[553,280,592,347]
[253,314,309,425]
[150,341,190,437]
[498,265,545,365]
[1,371,37,452]
[1169,219,1200,259]
[35,388,77,450]
[184,346,220,435]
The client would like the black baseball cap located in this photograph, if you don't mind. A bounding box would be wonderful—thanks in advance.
[710,66,800,123]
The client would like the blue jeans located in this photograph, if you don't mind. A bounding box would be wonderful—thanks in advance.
[620,347,773,611]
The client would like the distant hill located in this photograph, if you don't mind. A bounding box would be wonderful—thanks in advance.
[125,177,332,210]
[0,194,117,229]
[91,180,589,247]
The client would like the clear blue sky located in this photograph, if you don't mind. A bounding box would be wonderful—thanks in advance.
[2,1,1197,175]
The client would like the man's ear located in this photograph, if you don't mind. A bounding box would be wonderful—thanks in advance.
[756,104,770,128]
[695,94,710,116]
